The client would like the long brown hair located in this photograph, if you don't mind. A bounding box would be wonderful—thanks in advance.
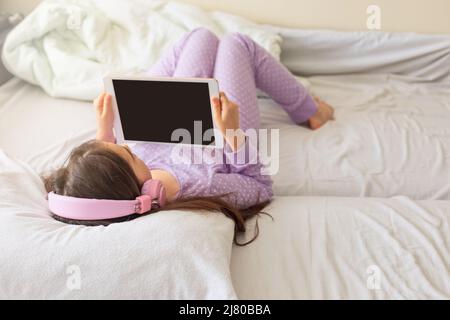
[42,140,271,246]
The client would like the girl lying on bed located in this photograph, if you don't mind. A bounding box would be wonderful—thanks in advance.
[43,28,334,245]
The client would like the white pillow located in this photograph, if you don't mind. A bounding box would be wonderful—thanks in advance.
[0,150,237,299]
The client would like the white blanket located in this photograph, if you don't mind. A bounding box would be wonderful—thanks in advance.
[1,0,281,101]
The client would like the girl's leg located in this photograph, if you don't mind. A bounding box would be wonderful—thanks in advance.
[146,28,219,78]
[213,34,260,131]
[213,33,317,130]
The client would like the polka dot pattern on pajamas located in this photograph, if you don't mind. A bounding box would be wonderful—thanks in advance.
[133,27,316,209]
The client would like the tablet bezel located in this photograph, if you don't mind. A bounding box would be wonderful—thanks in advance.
[103,75,223,149]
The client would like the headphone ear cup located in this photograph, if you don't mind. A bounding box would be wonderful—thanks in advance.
[141,179,166,208]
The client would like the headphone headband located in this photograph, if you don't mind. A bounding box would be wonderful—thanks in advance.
[48,179,166,221]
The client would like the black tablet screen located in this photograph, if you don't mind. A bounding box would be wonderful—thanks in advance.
[112,79,215,145]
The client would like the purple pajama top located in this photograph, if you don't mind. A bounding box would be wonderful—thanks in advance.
[131,139,273,209]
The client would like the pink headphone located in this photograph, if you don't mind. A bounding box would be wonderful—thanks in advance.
[48,179,167,220]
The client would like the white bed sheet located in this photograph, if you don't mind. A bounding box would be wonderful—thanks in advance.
[1,75,449,200]
[260,74,450,200]
[231,196,450,299]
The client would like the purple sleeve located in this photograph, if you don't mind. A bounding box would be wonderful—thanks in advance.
[210,138,273,209]
[210,172,273,209]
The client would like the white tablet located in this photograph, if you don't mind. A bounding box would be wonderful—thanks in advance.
[103,75,223,148]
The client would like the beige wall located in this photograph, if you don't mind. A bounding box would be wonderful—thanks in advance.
[180,0,450,34]
[1,0,449,34]
[0,0,40,14]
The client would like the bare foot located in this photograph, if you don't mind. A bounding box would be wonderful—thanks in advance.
[308,96,334,130]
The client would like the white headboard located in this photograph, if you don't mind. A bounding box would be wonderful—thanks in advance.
[1,0,449,35]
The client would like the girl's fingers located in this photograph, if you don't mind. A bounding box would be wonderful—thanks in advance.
[211,97,222,121]
[98,92,106,104]
[95,92,106,112]
[220,92,229,105]
[212,96,220,106]
[102,93,111,115]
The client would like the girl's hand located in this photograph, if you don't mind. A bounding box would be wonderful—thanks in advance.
[94,92,116,143]
[95,92,114,131]
[211,92,246,152]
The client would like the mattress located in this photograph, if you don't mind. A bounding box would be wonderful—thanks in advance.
[231,196,450,299]
[1,74,449,200]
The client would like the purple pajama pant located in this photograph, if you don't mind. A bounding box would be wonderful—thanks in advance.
[146,28,317,131]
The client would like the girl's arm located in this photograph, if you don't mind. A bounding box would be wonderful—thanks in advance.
[210,170,273,209]
[211,92,273,208]
[94,92,116,143]
[211,92,246,152]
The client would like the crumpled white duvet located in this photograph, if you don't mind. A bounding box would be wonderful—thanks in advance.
[1,0,281,101]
